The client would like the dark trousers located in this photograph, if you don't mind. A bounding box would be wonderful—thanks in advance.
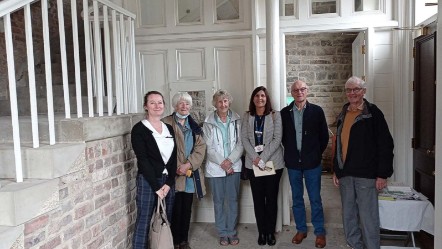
[171,192,194,245]
[248,168,283,235]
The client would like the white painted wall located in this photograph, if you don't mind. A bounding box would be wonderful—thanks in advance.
[373,30,394,132]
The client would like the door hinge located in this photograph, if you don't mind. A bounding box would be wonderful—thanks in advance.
[412,81,415,91]
[361,45,366,55]
[411,138,415,148]
[413,47,416,58]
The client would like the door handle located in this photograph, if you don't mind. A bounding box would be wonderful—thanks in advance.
[426,149,435,156]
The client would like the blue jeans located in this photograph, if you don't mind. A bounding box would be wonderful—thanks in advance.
[208,173,240,237]
[287,166,325,236]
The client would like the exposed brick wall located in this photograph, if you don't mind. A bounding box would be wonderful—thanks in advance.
[0,0,86,115]
[285,32,357,170]
[22,135,137,249]
[188,90,206,125]
[312,2,337,14]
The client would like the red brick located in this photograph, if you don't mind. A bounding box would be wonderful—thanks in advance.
[25,215,49,235]
[63,221,85,241]
[87,235,104,249]
[95,194,110,209]
[39,236,61,249]
[75,202,94,220]
[94,180,112,196]
[111,165,123,177]
[82,230,92,243]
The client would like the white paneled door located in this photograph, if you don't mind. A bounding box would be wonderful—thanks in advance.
[136,38,253,118]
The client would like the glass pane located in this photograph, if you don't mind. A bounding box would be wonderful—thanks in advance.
[311,0,336,15]
[139,0,165,26]
[216,0,240,21]
[355,0,379,12]
[177,0,202,24]
[280,0,296,17]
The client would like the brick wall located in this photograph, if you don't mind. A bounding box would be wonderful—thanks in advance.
[22,135,137,249]
[285,32,357,169]
[188,90,206,125]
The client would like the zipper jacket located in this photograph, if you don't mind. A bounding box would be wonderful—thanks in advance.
[333,99,394,179]
[203,110,243,177]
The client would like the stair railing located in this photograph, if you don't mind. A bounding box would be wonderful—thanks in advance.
[0,0,136,183]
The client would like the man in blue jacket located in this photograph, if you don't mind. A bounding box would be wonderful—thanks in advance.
[281,80,329,248]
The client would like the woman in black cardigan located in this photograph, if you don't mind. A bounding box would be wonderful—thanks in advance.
[132,91,177,249]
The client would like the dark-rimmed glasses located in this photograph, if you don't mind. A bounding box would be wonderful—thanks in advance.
[292,87,307,93]
[345,87,363,94]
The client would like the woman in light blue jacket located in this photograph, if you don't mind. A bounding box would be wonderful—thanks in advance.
[203,89,243,246]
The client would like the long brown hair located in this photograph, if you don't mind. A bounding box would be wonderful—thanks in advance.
[248,86,273,116]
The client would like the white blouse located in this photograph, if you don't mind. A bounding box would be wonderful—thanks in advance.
[142,119,174,174]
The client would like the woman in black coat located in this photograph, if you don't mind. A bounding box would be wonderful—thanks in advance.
[132,91,177,249]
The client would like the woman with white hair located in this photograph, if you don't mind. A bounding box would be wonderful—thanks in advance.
[162,92,206,249]
[203,89,243,246]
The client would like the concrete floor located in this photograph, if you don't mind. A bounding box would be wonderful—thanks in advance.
[185,173,432,249]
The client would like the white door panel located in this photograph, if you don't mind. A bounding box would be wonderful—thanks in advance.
[137,50,169,111]
[137,38,253,116]
[214,46,247,115]
[352,31,365,81]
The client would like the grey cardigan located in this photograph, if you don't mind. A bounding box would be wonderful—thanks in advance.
[241,111,285,170]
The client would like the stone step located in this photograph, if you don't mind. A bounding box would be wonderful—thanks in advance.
[0,112,141,144]
[0,224,23,249]
[0,179,59,226]
[0,142,85,179]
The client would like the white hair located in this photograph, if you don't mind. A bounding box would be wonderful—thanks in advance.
[171,92,193,109]
[345,76,366,88]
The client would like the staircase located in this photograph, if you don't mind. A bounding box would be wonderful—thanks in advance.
[0,113,143,249]
[0,0,138,247]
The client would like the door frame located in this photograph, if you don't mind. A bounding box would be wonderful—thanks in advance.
[434,4,442,246]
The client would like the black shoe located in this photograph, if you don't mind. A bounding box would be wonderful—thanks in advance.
[258,233,266,245]
[267,233,276,246]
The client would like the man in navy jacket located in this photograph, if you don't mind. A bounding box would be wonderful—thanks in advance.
[332,76,394,249]
[281,80,329,248]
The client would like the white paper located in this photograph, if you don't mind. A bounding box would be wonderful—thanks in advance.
[253,161,276,177]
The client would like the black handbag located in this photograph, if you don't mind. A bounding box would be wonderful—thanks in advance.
[193,168,204,199]
[240,155,249,180]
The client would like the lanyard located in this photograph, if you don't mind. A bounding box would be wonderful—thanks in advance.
[254,116,265,145]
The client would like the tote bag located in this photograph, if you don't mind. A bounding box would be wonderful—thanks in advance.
[149,197,174,249]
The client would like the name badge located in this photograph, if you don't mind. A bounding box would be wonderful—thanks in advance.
[255,145,264,153]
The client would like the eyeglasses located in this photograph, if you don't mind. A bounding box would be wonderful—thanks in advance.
[292,87,307,93]
[345,88,364,94]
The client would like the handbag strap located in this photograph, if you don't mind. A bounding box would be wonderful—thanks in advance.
[156,196,169,220]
